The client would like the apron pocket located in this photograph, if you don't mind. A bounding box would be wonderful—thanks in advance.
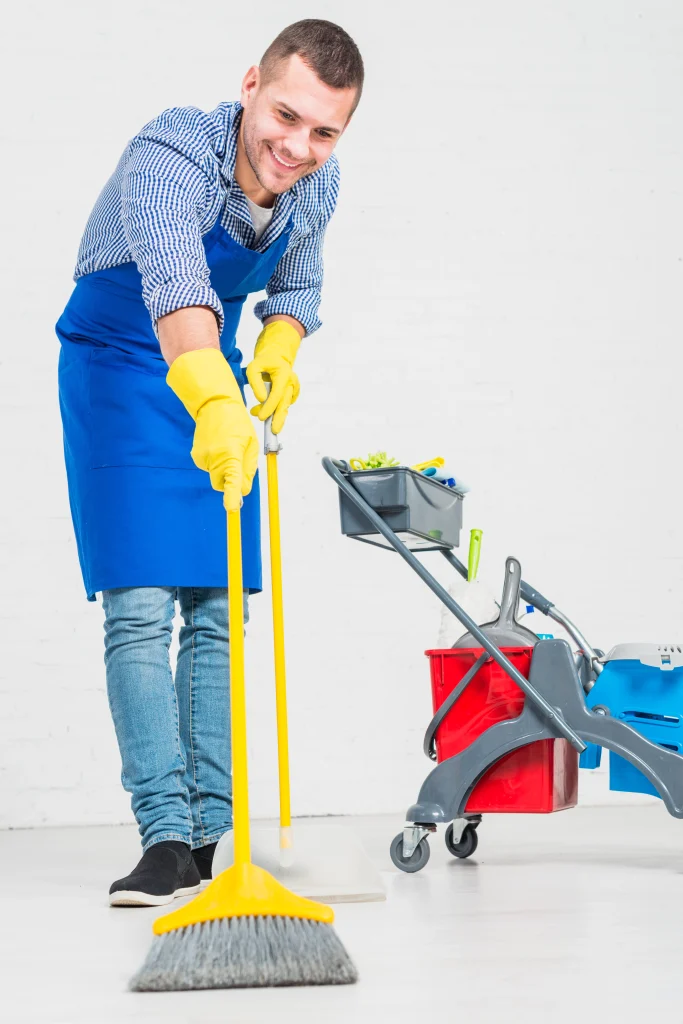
[88,348,195,471]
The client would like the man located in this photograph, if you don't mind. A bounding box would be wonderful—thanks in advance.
[56,19,363,907]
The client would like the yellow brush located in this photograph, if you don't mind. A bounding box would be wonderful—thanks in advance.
[130,503,357,990]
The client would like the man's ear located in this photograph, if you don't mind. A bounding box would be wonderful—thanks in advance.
[240,64,261,107]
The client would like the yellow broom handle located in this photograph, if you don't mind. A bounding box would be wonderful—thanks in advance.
[227,507,250,866]
[266,451,292,831]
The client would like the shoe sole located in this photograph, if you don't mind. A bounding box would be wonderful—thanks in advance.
[109,883,201,908]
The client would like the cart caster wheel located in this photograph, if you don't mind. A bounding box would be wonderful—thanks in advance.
[445,823,479,859]
[390,833,431,873]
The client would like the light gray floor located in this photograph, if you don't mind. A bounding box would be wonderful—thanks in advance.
[3,806,682,1023]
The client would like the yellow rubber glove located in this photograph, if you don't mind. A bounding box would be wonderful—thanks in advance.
[167,348,259,512]
[246,320,301,434]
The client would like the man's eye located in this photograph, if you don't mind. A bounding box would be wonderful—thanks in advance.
[318,130,332,139]
[279,110,294,121]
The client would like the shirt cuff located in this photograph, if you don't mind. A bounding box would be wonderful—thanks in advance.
[148,280,224,335]
[254,292,322,336]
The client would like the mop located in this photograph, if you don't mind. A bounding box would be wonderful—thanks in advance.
[130,506,356,990]
[212,409,385,904]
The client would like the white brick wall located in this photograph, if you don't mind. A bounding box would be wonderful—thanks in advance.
[2,0,682,829]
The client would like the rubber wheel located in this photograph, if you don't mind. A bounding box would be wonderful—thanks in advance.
[390,833,431,873]
[445,823,479,859]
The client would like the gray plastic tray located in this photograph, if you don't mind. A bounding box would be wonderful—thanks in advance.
[338,467,463,551]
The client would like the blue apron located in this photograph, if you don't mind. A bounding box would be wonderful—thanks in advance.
[56,216,292,600]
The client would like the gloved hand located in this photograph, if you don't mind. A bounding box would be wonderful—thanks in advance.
[246,320,301,434]
[167,348,259,512]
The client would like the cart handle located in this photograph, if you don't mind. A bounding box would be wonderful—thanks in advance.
[441,549,555,613]
[441,550,603,675]
[322,457,586,753]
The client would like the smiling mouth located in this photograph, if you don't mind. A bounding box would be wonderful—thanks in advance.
[267,144,302,171]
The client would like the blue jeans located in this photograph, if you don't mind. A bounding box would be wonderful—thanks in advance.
[102,586,248,852]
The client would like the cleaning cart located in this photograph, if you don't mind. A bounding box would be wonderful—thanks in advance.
[323,457,683,872]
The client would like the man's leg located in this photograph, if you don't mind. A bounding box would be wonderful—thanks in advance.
[176,587,249,867]
[103,587,201,906]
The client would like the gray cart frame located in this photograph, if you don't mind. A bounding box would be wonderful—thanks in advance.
[323,457,683,872]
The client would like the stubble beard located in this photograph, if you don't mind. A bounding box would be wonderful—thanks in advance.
[242,115,314,195]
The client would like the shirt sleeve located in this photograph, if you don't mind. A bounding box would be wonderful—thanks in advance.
[120,108,224,335]
[253,158,340,336]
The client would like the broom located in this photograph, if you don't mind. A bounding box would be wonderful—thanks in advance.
[130,501,357,991]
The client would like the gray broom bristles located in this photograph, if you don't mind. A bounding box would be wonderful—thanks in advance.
[130,915,358,991]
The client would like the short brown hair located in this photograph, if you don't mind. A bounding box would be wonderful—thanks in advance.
[261,19,364,112]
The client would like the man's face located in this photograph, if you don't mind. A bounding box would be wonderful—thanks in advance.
[240,54,356,195]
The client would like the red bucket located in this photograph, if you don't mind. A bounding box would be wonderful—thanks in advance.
[426,647,578,813]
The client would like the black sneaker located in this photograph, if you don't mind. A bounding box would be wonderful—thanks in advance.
[109,840,201,907]
[192,841,218,882]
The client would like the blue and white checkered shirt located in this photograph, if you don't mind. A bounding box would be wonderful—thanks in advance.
[75,101,340,336]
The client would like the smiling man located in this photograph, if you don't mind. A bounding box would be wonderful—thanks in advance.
[56,19,363,906]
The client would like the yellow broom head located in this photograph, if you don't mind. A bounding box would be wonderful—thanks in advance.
[153,862,334,933]
[130,864,356,991]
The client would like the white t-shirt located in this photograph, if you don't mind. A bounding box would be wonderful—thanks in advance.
[245,195,275,244]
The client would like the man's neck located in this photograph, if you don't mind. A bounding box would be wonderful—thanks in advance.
[235,123,276,209]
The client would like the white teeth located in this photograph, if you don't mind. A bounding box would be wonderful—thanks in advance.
[270,147,297,169]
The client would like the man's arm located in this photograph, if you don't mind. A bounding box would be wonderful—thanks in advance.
[157,307,304,367]
[253,155,340,337]
[263,313,305,338]
[158,306,220,365]
[247,162,340,432]
[120,108,225,353]
[252,228,327,338]
[121,107,258,509]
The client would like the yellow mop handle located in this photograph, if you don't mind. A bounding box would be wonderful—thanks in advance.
[227,507,250,867]
[266,450,292,836]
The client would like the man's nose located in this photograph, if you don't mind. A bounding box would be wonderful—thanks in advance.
[283,127,310,162]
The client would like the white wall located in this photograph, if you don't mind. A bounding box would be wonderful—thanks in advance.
[1,0,681,829]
